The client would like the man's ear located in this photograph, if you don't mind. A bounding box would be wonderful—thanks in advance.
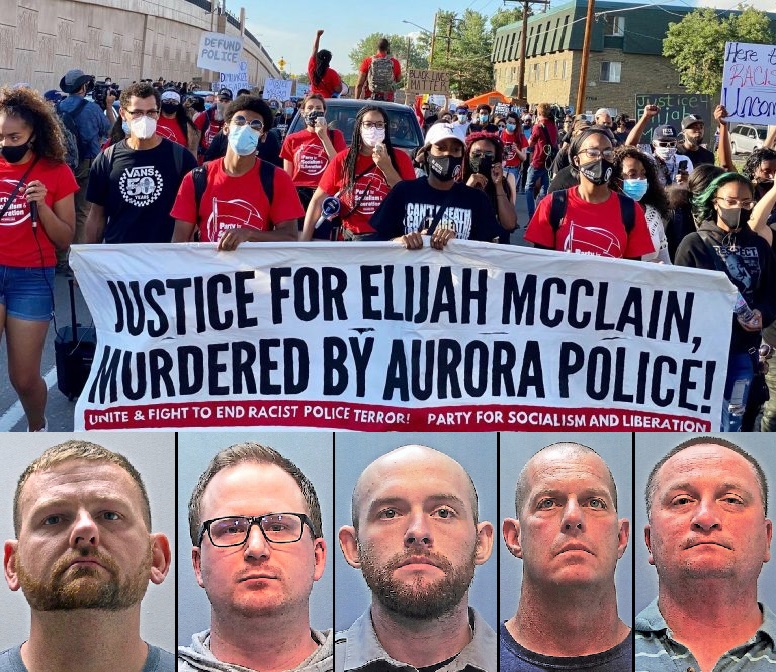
[192,545,205,589]
[338,525,361,569]
[149,533,172,585]
[312,537,327,581]
[4,540,20,591]
[644,524,655,566]
[474,521,494,565]
[616,519,630,560]
[503,518,523,559]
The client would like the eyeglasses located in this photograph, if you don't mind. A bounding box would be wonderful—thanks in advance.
[232,115,264,131]
[471,151,496,159]
[197,513,317,547]
[125,109,160,119]
[361,121,386,130]
[579,148,616,160]
[654,141,676,148]
[714,197,755,210]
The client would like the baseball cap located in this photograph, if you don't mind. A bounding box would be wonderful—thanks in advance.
[60,69,93,94]
[652,125,678,142]
[161,90,181,103]
[43,89,66,103]
[217,87,234,101]
[681,114,704,129]
[456,106,468,114]
[425,123,464,147]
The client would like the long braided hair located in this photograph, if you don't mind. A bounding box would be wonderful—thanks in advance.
[342,105,399,192]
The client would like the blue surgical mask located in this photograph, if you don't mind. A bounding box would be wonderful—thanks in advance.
[204,102,213,111]
[285,106,294,116]
[121,120,131,135]
[622,178,648,201]
[479,114,489,124]
[228,124,260,156]
[506,122,517,132]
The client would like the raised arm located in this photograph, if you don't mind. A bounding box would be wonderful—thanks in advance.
[714,104,736,172]
[625,104,660,146]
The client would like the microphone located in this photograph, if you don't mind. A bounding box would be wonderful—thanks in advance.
[30,201,38,229]
[315,193,342,230]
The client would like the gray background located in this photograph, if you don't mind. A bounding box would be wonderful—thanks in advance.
[499,433,633,626]
[634,433,776,614]
[0,432,175,652]
[177,432,334,646]
[334,432,498,633]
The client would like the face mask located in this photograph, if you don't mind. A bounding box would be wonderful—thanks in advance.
[360,127,385,147]
[428,154,462,182]
[1,142,29,164]
[577,158,614,186]
[161,102,179,115]
[305,112,322,127]
[204,102,213,111]
[130,116,157,140]
[506,122,517,132]
[717,206,751,231]
[757,179,774,195]
[457,114,467,122]
[470,155,494,176]
[654,146,676,161]
[622,178,648,201]
[228,124,260,156]
[285,107,295,116]
[121,120,131,135]
[479,114,489,124]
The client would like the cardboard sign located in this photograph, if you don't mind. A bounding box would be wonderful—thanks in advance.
[263,78,293,102]
[197,32,243,74]
[219,60,249,98]
[720,41,776,124]
[634,93,713,141]
[407,69,450,95]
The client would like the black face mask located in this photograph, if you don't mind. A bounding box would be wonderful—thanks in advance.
[470,155,493,176]
[577,158,614,186]
[717,206,752,231]
[161,102,179,115]
[428,154,462,182]
[757,180,774,195]
[1,142,29,164]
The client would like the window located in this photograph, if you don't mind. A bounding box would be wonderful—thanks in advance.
[604,15,625,36]
[600,61,621,83]
[544,62,549,80]
[532,63,541,81]
[554,61,558,78]
[562,60,567,80]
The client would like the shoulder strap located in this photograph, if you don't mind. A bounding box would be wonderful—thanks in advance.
[0,156,39,221]
[170,140,185,177]
[72,98,88,120]
[192,162,209,223]
[616,192,636,234]
[103,142,117,166]
[549,189,568,233]
[539,123,551,144]
[258,159,275,206]
[426,187,459,237]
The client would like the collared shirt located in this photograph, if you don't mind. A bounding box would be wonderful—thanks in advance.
[635,598,776,671]
[335,607,496,672]
[58,94,111,160]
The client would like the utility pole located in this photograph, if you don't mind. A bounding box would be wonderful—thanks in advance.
[504,0,549,106]
[446,15,453,59]
[576,0,596,114]
[430,10,438,67]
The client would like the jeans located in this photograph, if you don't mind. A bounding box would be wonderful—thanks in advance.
[525,165,549,220]
[761,349,776,431]
[505,165,522,190]
[721,350,754,432]
[0,265,55,321]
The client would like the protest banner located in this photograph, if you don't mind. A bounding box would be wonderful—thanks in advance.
[720,41,776,124]
[219,60,249,98]
[407,69,450,95]
[197,32,243,74]
[634,93,712,141]
[263,77,293,102]
[494,102,511,117]
[69,242,736,432]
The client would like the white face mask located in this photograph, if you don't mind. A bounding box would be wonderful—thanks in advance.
[361,127,385,147]
[654,146,676,161]
[130,116,157,140]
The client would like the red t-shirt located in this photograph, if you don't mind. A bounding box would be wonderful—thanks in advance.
[525,187,655,259]
[156,116,188,147]
[358,54,401,101]
[280,128,347,188]
[307,55,343,98]
[500,130,528,168]
[194,109,225,152]
[171,157,304,242]
[0,156,78,267]
[318,149,416,234]
[529,118,558,169]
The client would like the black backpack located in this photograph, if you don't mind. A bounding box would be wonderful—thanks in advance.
[549,189,635,234]
[56,98,88,171]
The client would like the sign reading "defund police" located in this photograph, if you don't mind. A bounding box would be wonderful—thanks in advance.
[197,32,243,74]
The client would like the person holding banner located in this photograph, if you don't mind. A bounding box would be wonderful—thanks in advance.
[674,172,776,432]
[308,30,343,99]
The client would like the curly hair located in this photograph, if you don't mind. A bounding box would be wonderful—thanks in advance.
[742,147,776,180]
[0,86,66,163]
[343,105,398,192]
[693,171,753,225]
[612,145,670,220]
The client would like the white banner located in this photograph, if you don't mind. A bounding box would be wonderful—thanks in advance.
[69,242,736,432]
[263,78,293,102]
[220,60,250,98]
[197,32,243,74]
[720,41,776,124]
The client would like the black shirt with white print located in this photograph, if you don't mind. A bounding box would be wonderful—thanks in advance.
[370,177,502,243]
[87,138,197,244]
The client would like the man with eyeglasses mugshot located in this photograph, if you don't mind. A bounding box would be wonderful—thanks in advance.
[171,94,303,249]
[178,441,332,672]
[84,82,197,244]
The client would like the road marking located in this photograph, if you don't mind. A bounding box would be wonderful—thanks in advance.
[0,366,58,431]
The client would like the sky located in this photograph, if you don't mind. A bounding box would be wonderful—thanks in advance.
[237,0,771,76]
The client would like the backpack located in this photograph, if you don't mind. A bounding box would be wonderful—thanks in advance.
[56,98,88,172]
[549,189,635,235]
[367,56,395,97]
[539,123,558,172]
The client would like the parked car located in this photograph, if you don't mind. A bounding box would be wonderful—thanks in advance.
[729,123,768,155]
[285,98,424,157]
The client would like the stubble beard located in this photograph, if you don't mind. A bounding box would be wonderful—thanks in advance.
[16,544,152,612]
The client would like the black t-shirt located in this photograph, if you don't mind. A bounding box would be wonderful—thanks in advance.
[87,138,197,243]
[467,122,500,135]
[677,143,715,167]
[548,164,578,193]
[370,177,502,242]
[204,130,283,167]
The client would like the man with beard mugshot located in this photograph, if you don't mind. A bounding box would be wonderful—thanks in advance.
[336,444,496,672]
[1,440,173,672]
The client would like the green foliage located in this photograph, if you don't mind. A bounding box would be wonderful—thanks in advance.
[491,7,523,33]
[663,6,774,94]
[348,32,429,85]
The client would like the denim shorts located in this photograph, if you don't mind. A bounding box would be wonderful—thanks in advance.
[0,265,55,321]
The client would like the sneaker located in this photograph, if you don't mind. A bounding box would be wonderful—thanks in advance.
[55,260,72,276]
[28,417,48,432]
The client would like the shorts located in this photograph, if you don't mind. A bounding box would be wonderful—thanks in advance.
[0,265,55,321]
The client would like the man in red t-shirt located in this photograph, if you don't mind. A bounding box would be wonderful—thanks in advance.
[355,38,401,101]
[171,95,303,249]
[193,88,233,163]
[526,102,558,219]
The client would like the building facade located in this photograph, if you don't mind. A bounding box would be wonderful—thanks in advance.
[0,0,280,92]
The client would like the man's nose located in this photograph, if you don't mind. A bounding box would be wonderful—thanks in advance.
[404,510,433,548]
[691,499,722,532]
[243,523,271,561]
[561,497,584,532]
[70,510,99,548]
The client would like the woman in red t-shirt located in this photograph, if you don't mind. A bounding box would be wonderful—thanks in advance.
[308,30,343,99]
[0,86,78,430]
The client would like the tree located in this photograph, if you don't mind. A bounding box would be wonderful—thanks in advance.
[348,32,429,87]
[663,6,774,94]
[491,7,523,33]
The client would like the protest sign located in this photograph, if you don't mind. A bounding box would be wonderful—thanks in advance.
[634,93,712,141]
[407,69,450,95]
[263,77,293,102]
[69,242,735,432]
[197,32,243,74]
[219,60,249,98]
[295,83,311,98]
[720,41,776,124]
[494,102,511,117]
